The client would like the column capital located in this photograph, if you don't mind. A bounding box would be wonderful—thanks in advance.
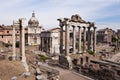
[65,22,71,27]
[83,26,86,29]
[72,25,76,28]
[90,22,95,27]
[59,22,64,27]
[93,27,97,29]
[77,26,81,28]
[87,27,91,29]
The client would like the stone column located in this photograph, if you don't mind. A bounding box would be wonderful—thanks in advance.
[60,25,64,54]
[20,19,29,73]
[12,21,16,60]
[78,26,82,53]
[40,37,42,51]
[48,37,50,53]
[87,27,91,51]
[93,27,97,53]
[83,26,86,53]
[50,37,52,53]
[20,20,22,57]
[19,19,26,63]
[72,25,76,54]
[42,37,44,51]
[65,23,70,56]
[46,38,49,53]
[90,31,93,50]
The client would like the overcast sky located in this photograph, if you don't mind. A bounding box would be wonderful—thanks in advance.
[0,0,120,30]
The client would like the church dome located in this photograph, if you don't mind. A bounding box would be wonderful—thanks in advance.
[28,11,39,26]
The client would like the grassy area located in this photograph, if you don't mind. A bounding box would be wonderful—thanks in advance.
[88,50,95,55]
[38,54,51,62]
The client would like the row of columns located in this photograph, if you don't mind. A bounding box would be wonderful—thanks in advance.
[59,20,96,56]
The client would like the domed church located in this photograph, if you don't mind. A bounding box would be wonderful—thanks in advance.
[27,11,43,45]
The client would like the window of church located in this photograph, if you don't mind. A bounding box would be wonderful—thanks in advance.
[7,31,9,33]
[2,35,3,38]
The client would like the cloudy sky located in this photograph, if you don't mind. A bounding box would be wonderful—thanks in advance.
[0,0,120,30]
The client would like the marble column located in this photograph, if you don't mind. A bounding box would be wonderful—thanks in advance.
[65,23,70,56]
[90,31,93,51]
[83,26,86,53]
[12,21,16,60]
[40,38,42,51]
[87,27,91,51]
[93,27,97,53]
[20,19,29,72]
[42,37,44,51]
[60,25,64,54]
[20,20,22,57]
[50,37,52,53]
[47,38,49,53]
[19,19,26,63]
[72,25,76,54]
[78,26,82,53]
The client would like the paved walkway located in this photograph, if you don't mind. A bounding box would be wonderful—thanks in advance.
[59,69,92,80]
[109,52,120,63]
[39,63,93,80]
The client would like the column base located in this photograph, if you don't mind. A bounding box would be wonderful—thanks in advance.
[21,60,29,72]
[77,51,82,54]
[23,71,31,77]
[83,51,86,53]
[12,55,16,60]
[93,50,96,53]
[59,55,72,69]
[21,60,26,63]
[73,51,76,54]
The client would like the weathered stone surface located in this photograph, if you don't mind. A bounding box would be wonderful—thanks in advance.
[36,68,42,75]
[23,72,30,78]
[36,75,43,80]
[11,76,17,80]
[59,55,72,69]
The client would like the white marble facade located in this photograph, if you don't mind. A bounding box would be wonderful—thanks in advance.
[40,28,60,55]
[27,12,43,45]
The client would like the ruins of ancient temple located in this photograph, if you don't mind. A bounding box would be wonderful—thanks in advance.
[58,14,97,69]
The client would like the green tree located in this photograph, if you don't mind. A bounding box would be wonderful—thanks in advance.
[112,36,118,42]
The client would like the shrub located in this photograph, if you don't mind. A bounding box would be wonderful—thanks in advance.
[39,54,51,62]
[88,50,95,55]
[112,36,118,42]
